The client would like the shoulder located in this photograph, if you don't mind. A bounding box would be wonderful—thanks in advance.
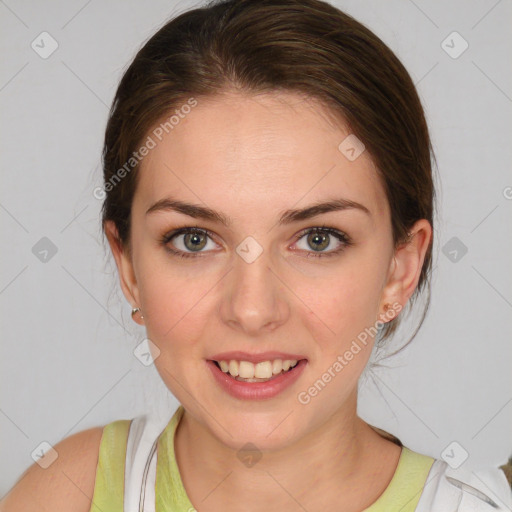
[0,424,106,512]
[415,457,512,512]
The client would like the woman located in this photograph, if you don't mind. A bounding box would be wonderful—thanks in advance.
[2,0,511,510]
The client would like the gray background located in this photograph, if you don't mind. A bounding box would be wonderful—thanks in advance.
[1,0,511,495]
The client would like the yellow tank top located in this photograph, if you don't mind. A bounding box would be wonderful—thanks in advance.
[89,406,435,511]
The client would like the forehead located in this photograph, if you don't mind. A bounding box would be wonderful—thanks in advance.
[134,91,388,224]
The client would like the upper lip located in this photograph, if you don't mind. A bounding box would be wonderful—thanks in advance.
[208,351,308,364]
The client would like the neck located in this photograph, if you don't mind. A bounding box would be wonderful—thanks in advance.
[173,391,401,511]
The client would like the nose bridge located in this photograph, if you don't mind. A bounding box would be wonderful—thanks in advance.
[223,236,286,333]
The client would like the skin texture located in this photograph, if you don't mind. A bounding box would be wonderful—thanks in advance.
[105,90,432,511]
[0,427,103,511]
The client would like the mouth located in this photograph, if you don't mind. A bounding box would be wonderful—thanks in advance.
[206,357,308,400]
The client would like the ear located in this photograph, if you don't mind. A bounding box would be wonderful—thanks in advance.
[104,220,144,325]
[379,219,432,321]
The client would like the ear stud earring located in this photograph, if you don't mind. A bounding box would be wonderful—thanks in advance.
[131,307,144,320]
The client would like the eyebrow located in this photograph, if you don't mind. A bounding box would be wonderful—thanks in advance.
[145,196,371,227]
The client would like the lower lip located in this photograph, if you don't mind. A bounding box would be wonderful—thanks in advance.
[206,359,308,400]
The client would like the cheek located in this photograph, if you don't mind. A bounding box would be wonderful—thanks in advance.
[293,270,383,409]
[140,275,209,347]
[138,268,213,399]
[296,261,384,347]
[134,248,213,352]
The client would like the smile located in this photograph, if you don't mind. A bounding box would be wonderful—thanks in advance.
[206,358,308,400]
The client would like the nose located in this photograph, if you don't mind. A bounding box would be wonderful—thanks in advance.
[220,245,289,336]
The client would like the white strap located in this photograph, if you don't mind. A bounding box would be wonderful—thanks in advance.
[415,459,460,510]
[139,439,158,512]
[415,459,512,511]
[124,414,167,512]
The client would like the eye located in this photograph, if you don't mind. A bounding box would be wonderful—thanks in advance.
[160,227,218,258]
[292,226,352,258]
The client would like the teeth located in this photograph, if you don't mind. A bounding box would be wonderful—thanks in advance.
[228,360,239,377]
[216,359,299,379]
[255,361,273,379]
[239,361,255,379]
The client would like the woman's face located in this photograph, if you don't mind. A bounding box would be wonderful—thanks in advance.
[107,90,429,451]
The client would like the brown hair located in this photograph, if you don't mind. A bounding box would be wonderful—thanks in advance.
[101,0,437,351]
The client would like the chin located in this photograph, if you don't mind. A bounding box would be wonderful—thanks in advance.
[210,408,303,452]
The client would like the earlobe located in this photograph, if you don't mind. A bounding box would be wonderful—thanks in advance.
[104,220,142,323]
[379,219,432,317]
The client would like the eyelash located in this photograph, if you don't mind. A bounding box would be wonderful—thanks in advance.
[159,225,353,259]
